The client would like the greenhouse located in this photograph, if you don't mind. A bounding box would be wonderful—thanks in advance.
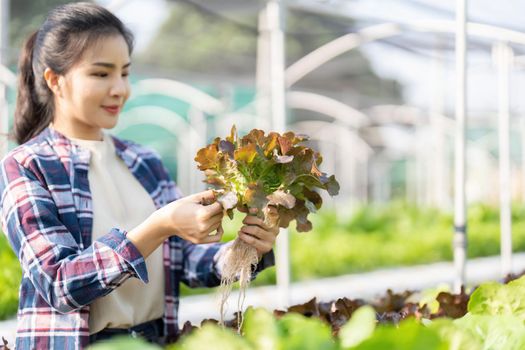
[1,0,525,349]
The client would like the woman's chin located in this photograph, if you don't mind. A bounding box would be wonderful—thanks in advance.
[100,118,119,130]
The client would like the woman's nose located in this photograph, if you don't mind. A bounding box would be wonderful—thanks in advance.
[110,76,128,97]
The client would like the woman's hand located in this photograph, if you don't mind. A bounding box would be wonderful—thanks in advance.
[155,190,224,244]
[238,206,280,258]
[127,190,223,259]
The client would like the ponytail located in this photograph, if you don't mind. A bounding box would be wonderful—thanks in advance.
[13,31,52,145]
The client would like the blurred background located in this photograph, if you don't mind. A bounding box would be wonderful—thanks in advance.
[2,0,525,328]
[3,0,525,206]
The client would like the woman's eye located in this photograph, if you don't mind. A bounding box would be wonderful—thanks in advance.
[92,72,108,77]
[122,72,129,77]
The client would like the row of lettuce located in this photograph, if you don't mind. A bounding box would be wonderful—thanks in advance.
[2,202,525,320]
[182,202,525,294]
[88,275,525,349]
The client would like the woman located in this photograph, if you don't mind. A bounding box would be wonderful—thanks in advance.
[0,2,277,349]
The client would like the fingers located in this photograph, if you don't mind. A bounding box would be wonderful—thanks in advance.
[201,202,223,218]
[199,232,223,244]
[238,231,272,254]
[189,189,215,202]
[204,214,223,233]
[195,222,224,244]
[265,205,278,217]
[266,205,278,214]
[247,206,276,215]
[239,224,274,243]
[243,215,272,232]
[243,206,279,231]
[216,223,224,236]
[264,205,279,227]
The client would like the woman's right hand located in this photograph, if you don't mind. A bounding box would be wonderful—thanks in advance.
[155,190,224,244]
[128,190,224,258]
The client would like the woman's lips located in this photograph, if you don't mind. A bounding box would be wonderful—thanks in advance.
[102,106,120,115]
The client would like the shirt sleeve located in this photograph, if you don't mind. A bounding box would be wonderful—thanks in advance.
[0,155,148,314]
[180,239,275,288]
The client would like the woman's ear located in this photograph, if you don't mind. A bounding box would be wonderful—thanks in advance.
[43,68,63,97]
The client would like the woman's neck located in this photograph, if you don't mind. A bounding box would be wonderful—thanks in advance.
[51,119,103,141]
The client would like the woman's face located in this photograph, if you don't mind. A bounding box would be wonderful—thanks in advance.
[54,34,131,140]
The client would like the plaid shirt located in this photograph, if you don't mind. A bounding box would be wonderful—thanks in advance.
[0,127,274,349]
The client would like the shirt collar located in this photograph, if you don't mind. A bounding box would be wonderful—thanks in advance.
[41,126,133,166]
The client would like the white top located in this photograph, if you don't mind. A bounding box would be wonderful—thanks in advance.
[69,132,164,334]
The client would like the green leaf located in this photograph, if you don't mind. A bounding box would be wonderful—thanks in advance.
[454,314,525,350]
[88,336,162,350]
[242,307,279,350]
[338,305,376,349]
[353,319,448,350]
[292,174,324,191]
[428,318,481,350]
[277,313,338,350]
[508,275,525,288]
[170,323,253,350]
[468,279,525,321]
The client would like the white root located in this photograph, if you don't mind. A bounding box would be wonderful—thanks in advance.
[218,205,279,332]
[218,238,259,330]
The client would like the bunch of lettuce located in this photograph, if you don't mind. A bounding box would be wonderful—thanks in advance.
[195,126,339,232]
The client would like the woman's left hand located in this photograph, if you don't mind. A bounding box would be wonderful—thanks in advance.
[238,207,279,258]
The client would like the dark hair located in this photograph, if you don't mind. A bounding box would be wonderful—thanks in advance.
[14,2,134,144]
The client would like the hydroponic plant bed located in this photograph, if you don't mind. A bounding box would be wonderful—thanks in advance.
[2,270,517,350]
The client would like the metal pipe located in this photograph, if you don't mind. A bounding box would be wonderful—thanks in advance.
[286,91,368,129]
[286,19,525,88]
[265,0,290,309]
[495,42,513,277]
[430,39,448,209]
[453,0,468,293]
[256,5,270,130]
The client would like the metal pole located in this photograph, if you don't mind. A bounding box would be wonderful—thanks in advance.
[266,0,289,309]
[453,0,467,293]
[495,42,513,277]
[268,1,286,133]
[256,6,270,129]
[0,0,9,157]
[430,40,447,209]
